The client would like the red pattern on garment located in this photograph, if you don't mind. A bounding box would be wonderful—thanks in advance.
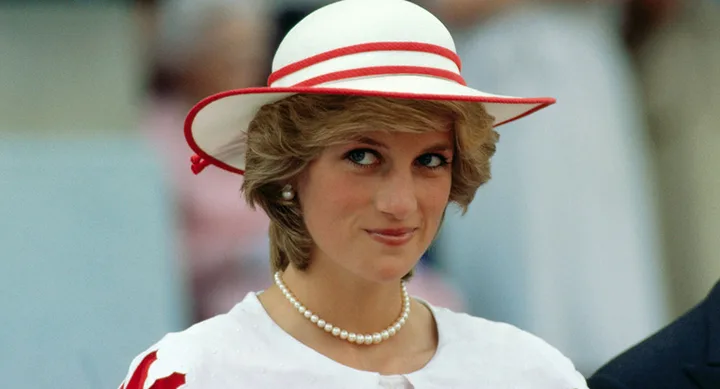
[119,351,186,389]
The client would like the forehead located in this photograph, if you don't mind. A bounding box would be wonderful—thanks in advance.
[319,110,457,151]
[345,129,454,149]
[328,110,454,137]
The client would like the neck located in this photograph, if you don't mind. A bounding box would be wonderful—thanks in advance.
[278,264,405,335]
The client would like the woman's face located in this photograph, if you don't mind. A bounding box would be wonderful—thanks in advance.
[297,129,454,283]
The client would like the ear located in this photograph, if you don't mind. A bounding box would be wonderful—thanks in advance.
[290,167,311,201]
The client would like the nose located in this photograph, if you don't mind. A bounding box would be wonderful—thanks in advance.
[374,169,418,221]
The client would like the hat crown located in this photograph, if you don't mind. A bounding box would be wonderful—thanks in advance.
[271,0,457,72]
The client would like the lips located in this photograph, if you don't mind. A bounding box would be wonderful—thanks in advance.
[367,228,415,236]
[365,228,417,246]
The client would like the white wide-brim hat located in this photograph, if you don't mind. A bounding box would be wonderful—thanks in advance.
[186,0,555,175]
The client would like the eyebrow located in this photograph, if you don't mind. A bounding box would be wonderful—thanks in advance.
[421,143,454,155]
[354,136,454,155]
[354,136,389,149]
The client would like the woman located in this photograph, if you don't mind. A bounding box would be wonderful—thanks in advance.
[119,0,588,387]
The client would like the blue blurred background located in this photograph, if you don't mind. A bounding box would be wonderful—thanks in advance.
[2,0,719,387]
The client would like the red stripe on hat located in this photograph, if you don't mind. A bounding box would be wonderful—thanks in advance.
[294,65,467,87]
[268,42,462,86]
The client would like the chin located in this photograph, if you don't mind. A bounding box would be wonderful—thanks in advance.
[364,253,419,284]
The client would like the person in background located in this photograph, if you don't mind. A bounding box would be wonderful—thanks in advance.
[623,0,720,317]
[143,0,273,321]
[428,0,669,374]
[587,1,720,387]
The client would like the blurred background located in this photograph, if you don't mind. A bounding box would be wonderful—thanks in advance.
[1,0,719,387]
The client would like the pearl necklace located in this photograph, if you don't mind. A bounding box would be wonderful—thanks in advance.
[273,271,411,346]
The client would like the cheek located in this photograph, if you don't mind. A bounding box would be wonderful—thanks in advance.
[419,176,452,226]
[300,170,371,244]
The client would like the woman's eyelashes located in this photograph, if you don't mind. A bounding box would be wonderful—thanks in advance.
[345,148,380,168]
[416,153,450,170]
[344,148,451,170]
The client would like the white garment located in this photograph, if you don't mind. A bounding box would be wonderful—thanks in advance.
[120,292,588,388]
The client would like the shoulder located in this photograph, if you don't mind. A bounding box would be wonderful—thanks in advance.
[119,294,263,389]
[431,306,588,388]
[435,307,574,363]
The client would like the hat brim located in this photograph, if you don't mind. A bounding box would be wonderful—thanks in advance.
[185,74,555,175]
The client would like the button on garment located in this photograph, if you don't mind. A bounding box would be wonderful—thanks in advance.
[379,375,414,388]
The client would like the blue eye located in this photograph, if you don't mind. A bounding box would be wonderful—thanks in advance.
[417,154,447,168]
[346,149,379,166]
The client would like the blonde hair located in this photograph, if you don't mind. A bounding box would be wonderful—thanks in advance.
[240,94,498,273]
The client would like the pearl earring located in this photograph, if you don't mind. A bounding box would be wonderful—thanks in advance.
[281,184,295,201]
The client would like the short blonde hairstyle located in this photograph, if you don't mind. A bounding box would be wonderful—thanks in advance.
[241,94,498,273]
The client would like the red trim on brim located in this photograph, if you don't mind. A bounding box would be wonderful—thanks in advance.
[296,66,466,87]
[495,102,551,127]
[184,86,556,176]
